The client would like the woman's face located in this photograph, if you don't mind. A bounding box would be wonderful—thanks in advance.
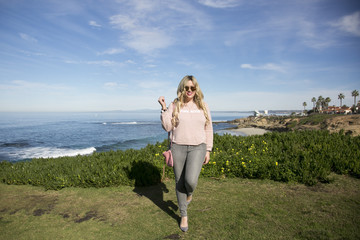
[184,80,196,102]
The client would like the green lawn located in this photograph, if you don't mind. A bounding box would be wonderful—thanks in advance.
[1,174,359,240]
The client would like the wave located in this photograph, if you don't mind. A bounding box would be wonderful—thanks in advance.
[1,146,96,162]
[103,121,137,125]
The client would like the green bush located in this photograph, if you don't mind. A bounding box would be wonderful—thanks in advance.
[298,114,333,126]
[205,130,360,185]
[0,130,359,190]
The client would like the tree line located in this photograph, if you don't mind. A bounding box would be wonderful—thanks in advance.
[302,89,359,113]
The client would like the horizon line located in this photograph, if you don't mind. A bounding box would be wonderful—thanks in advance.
[0,109,303,113]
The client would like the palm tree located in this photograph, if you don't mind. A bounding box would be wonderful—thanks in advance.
[338,93,345,107]
[303,102,307,113]
[311,97,316,111]
[325,97,331,109]
[317,96,324,111]
[352,90,359,106]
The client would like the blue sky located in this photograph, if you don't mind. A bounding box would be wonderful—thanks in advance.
[0,0,359,112]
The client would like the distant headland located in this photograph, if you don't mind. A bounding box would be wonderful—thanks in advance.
[229,114,360,136]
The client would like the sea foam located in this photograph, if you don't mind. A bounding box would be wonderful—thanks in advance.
[5,146,96,160]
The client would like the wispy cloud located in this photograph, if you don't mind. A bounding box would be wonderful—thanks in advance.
[198,0,243,8]
[137,81,165,89]
[0,80,70,91]
[19,33,38,43]
[109,14,173,54]
[109,0,211,54]
[97,48,125,55]
[127,30,173,55]
[103,82,128,89]
[295,19,336,49]
[109,15,173,54]
[331,11,360,37]
[19,50,46,57]
[89,20,102,27]
[125,60,136,64]
[224,29,260,47]
[64,60,124,67]
[176,60,213,70]
[145,63,156,68]
[241,63,286,72]
[223,11,337,50]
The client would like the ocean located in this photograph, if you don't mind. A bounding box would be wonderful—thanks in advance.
[0,111,253,162]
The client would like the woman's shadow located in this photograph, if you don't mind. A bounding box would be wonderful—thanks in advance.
[126,161,180,223]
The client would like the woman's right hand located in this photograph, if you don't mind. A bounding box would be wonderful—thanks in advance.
[158,96,167,110]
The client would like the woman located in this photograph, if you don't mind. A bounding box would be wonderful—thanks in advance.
[158,75,213,232]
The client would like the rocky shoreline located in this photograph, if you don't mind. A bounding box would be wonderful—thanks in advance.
[228,114,360,136]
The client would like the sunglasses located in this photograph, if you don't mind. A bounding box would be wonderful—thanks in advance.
[184,86,196,92]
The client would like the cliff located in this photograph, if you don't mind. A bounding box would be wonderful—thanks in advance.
[229,114,360,136]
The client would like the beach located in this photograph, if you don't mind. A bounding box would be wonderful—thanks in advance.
[217,127,269,136]
[231,127,269,136]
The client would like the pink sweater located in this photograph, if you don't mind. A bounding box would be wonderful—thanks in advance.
[161,102,213,151]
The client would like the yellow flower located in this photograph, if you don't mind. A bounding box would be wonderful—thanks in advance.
[226,161,229,166]
[242,162,245,165]
[276,162,278,166]
[155,153,159,157]
[201,168,204,171]
[213,162,216,165]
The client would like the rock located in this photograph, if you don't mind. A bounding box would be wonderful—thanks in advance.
[229,114,360,136]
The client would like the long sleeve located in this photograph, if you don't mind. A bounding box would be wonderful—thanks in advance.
[160,102,174,132]
[204,103,213,151]
[160,101,213,151]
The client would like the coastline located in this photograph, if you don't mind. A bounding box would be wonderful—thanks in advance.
[229,127,269,136]
[217,127,269,136]
[228,114,360,136]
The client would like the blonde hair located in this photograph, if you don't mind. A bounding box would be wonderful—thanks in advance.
[171,75,210,127]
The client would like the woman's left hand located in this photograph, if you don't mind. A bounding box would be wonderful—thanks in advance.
[203,151,210,165]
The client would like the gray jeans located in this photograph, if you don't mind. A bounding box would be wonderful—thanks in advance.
[171,143,207,217]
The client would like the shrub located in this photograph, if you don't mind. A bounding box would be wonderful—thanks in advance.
[0,131,359,190]
[202,130,360,185]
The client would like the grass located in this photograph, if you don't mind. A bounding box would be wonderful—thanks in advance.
[1,174,359,240]
[298,114,334,127]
